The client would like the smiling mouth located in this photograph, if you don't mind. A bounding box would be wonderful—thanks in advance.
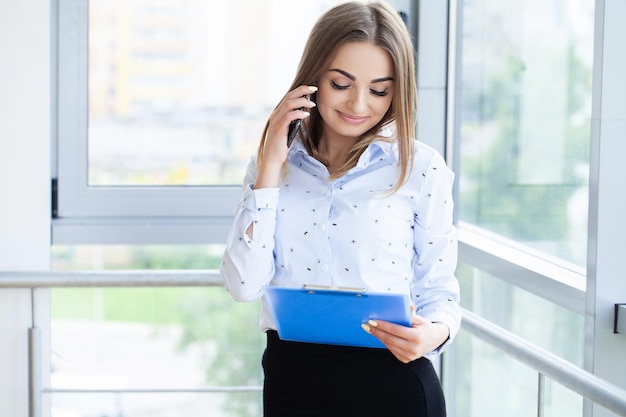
[337,111,368,124]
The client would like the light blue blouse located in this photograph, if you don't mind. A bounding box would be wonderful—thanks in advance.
[220,131,461,358]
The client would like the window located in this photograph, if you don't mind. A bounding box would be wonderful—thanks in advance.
[454,0,594,266]
[55,0,361,244]
[50,245,265,417]
[442,1,595,415]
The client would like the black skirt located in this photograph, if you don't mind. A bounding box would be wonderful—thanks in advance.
[262,330,446,417]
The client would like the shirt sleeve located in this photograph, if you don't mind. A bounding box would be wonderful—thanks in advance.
[411,152,462,358]
[220,157,280,302]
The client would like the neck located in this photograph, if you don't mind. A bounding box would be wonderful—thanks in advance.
[317,135,356,174]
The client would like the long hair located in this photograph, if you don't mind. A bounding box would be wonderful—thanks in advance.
[257,1,417,191]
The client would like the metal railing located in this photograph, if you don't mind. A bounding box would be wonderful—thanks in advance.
[461,310,626,417]
[2,270,626,417]
[1,270,261,417]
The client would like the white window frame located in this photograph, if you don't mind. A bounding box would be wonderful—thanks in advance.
[53,0,252,244]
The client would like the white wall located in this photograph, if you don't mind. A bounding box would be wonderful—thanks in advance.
[0,1,51,416]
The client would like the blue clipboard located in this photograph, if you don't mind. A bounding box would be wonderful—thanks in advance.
[264,286,412,348]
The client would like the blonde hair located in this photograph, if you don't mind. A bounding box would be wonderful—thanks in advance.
[258,1,417,191]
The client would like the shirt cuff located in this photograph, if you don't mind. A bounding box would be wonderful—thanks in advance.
[421,309,462,358]
[241,185,280,212]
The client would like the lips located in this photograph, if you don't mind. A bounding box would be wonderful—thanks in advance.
[337,110,368,125]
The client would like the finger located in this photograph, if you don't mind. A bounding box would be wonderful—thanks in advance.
[368,318,424,346]
[367,319,408,337]
[411,314,430,327]
[284,95,314,109]
[380,330,424,363]
[372,326,414,349]
[361,323,421,363]
[283,86,317,110]
[283,109,311,130]
[268,104,310,135]
[287,85,318,100]
[283,95,316,116]
[378,334,420,363]
[366,320,414,349]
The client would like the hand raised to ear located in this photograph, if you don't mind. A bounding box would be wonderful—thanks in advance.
[255,85,317,190]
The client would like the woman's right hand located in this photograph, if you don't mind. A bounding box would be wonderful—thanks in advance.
[255,85,317,189]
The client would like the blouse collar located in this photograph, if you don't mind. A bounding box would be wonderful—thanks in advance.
[290,124,398,168]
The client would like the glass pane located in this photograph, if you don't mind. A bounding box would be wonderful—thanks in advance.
[442,263,586,416]
[456,0,594,265]
[443,333,584,417]
[445,332,539,417]
[88,0,345,186]
[48,392,262,417]
[446,263,585,416]
[50,245,265,417]
[51,244,225,270]
[544,379,584,417]
[457,262,585,365]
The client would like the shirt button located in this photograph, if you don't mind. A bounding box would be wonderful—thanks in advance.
[325,189,332,197]
[318,223,326,231]
[320,264,329,272]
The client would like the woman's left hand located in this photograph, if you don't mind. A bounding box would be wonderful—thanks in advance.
[362,307,450,363]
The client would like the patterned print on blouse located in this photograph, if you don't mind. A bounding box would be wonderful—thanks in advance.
[220,135,461,358]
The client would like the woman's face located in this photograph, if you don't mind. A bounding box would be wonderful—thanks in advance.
[316,41,394,144]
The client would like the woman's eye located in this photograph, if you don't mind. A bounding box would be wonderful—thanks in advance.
[370,88,389,97]
[330,80,349,90]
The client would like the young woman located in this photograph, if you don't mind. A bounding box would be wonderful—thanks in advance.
[220,1,461,415]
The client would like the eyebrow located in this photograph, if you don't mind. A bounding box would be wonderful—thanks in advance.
[328,68,394,83]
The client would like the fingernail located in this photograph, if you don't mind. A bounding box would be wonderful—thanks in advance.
[308,86,318,92]
[361,323,371,333]
[368,320,378,327]
[309,101,316,107]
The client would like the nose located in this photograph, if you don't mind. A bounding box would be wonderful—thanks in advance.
[347,88,367,114]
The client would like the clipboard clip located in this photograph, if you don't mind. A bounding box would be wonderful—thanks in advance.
[303,284,368,294]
